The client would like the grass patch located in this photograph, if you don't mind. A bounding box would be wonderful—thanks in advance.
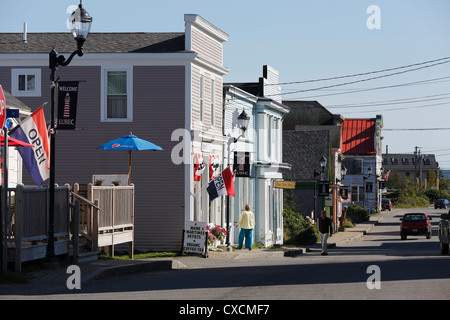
[99,251,179,260]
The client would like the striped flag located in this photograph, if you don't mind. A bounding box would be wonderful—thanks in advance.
[9,106,50,186]
[207,167,235,201]
[383,169,391,181]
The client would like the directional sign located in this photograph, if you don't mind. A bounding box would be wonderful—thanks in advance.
[274,181,296,189]
[0,86,6,128]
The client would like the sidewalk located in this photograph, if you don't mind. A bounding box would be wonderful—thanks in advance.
[16,212,385,286]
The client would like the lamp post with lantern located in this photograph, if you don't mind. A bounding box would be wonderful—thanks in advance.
[46,1,93,265]
[225,109,250,248]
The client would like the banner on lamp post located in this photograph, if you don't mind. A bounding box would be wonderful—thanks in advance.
[57,81,79,130]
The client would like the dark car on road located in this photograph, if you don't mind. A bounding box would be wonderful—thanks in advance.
[400,213,432,240]
[382,198,392,211]
[435,199,450,209]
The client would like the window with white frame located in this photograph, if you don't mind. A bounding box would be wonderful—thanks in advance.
[199,74,204,123]
[103,69,132,121]
[11,69,41,97]
[351,185,364,202]
[274,118,279,162]
[210,78,215,126]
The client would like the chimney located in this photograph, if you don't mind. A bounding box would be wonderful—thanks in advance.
[22,22,27,44]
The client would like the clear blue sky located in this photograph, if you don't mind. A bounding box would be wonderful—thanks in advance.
[2,0,450,168]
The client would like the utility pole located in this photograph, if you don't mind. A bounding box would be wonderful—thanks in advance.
[414,146,423,188]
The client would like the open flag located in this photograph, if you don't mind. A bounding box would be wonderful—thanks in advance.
[9,106,50,186]
[207,166,235,201]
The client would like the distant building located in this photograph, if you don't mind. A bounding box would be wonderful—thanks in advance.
[341,115,383,211]
[382,152,440,189]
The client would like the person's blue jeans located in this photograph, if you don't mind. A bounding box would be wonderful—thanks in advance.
[237,228,253,249]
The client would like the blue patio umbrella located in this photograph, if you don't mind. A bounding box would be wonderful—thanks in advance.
[96,132,164,185]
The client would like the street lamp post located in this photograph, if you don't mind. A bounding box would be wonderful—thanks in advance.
[363,166,372,210]
[313,156,327,221]
[46,2,92,265]
[225,109,250,248]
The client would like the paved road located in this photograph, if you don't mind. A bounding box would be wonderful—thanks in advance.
[1,208,449,301]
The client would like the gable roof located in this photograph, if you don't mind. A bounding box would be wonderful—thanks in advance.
[341,118,376,155]
[0,32,186,54]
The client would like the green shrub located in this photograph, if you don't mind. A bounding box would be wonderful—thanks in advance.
[424,189,450,204]
[396,193,429,208]
[346,205,370,224]
[283,207,319,245]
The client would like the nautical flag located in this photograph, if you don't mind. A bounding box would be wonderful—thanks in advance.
[9,106,50,186]
[209,154,220,180]
[207,167,235,201]
[193,152,205,181]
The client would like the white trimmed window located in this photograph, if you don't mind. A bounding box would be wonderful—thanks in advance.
[11,69,41,97]
[102,69,133,122]
[210,78,215,127]
[199,74,204,123]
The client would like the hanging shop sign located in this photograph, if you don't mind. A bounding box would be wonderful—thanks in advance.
[339,186,349,200]
[233,151,250,178]
[57,81,79,130]
[318,180,330,196]
[274,181,296,189]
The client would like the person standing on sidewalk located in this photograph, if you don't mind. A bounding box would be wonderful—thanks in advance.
[236,204,255,250]
[319,210,332,255]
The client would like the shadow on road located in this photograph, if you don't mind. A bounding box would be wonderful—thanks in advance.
[2,254,449,297]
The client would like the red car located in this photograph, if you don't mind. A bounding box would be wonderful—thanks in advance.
[382,198,392,211]
[400,213,432,240]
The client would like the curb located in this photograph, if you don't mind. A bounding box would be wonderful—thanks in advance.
[83,259,186,282]
[331,216,384,246]
[79,215,386,282]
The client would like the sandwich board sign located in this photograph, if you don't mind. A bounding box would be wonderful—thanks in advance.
[182,221,208,257]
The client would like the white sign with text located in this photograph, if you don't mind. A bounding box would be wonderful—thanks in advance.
[183,221,207,254]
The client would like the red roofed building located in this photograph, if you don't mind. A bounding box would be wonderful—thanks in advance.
[341,119,377,155]
[341,115,383,211]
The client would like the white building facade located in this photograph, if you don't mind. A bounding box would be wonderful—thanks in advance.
[223,66,290,247]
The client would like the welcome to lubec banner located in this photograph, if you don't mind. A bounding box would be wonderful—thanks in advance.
[57,81,79,130]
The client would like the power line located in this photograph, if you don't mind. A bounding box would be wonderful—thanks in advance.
[327,92,450,108]
[341,101,450,114]
[383,127,450,131]
[269,59,450,97]
[267,56,450,87]
[290,76,450,100]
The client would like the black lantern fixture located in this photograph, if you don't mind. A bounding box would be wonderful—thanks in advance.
[336,164,347,184]
[237,109,250,132]
[341,165,347,178]
[46,1,93,266]
[363,166,372,181]
[50,2,93,71]
[69,2,93,51]
[319,156,327,172]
